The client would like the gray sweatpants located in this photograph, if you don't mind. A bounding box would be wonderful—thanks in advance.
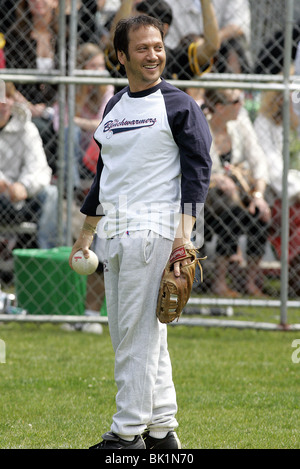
[104,230,178,437]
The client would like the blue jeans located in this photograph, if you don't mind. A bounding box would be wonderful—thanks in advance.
[37,185,58,248]
[0,185,58,249]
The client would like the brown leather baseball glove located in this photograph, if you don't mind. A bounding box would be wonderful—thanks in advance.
[156,244,205,324]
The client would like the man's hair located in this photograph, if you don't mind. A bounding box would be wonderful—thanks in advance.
[135,0,173,26]
[114,15,165,60]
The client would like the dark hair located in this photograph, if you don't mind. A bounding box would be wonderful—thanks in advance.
[114,15,165,60]
[135,0,173,26]
[204,89,230,113]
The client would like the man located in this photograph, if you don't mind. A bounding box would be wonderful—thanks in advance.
[69,15,212,449]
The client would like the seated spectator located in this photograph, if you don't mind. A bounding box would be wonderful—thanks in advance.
[4,0,59,173]
[293,41,300,137]
[255,19,300,75]
[203,88,271,297]
[105,0,220,80]
[254,89,300,297]
[0,82,58,253]
[53,43,114,191]
[94,0,121,48]
[63,0,99,45]
[162,0,251,73]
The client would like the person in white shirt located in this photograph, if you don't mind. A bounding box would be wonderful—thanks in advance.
[254,90,300,202]
[204,87,271,297]
[0,82,57,250]
[254,89,300,297]
[163,0,251,73]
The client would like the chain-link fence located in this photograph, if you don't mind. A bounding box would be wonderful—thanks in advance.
[0,0,300,329]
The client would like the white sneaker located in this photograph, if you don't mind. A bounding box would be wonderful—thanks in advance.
[81,323,103,335]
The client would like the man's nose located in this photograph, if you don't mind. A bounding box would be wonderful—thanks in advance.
[147,48,157,60]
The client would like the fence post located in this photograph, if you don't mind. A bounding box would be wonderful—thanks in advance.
[66,0,78,246]
[57,0,66,246]
[280,0,294,326]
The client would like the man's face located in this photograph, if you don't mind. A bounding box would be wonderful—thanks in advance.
[117,25,166,92]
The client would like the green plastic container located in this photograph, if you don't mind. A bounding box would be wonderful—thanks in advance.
[13,247,87,315]
[100,296,107,317]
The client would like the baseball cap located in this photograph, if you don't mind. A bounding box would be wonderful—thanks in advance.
[136,0,173,26]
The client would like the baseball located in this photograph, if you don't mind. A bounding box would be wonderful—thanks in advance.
[71,249,98,275]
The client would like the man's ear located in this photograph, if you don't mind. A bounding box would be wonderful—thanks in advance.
[117,50,126,66]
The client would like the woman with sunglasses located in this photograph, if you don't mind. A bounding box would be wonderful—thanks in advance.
[203,88,271,297]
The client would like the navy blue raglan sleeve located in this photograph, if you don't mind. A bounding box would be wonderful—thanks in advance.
[163,84,212,217]
[80,146,104,216]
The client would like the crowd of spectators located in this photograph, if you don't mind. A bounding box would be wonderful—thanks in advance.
[203,88,271,297]
[1,0,300,298]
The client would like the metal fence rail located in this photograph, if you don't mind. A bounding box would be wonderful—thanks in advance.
[0,0,300,330]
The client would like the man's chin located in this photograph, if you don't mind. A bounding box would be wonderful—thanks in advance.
[142,70,162,83]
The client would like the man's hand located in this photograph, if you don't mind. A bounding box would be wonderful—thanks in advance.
[8,182,28,203]
[69,232,94,270]
[172,214,196,277]
[68,216,101,269]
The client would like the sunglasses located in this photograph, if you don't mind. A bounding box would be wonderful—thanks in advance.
[223,98,241,105]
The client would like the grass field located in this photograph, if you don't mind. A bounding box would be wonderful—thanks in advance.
[0,319,300,449]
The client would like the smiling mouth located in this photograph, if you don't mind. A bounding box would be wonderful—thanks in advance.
[144,64,159,69]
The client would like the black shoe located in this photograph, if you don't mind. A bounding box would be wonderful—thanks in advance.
[89,431,146,449]
[143,431,181,449]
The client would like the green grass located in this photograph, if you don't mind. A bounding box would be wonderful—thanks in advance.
[0,321,300,449]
